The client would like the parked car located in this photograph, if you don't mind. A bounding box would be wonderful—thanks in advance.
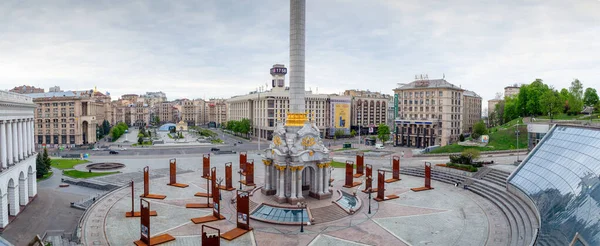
[92,147,100,151]
[237,141,243,144]
[109,150,119,154]
[210,148,220,152]
[119,147,127,151]
[375,143,385,149]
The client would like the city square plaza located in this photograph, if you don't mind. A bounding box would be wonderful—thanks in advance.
[81,153,507,246]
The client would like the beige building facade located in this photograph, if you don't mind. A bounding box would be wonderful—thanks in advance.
[488,99,502,118]
[344,89,390,134]
[207,99,228,126]
[393,78,470,147]
[30,89,111,147]
[504,85,521,98]
[177,99,207,126]
[462,90,482,133]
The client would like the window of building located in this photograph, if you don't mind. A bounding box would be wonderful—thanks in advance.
[439,91,443,97]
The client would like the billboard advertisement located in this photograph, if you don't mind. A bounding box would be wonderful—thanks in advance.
[330,97,351,136]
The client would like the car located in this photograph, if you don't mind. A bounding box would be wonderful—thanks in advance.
[119,147,127,151]
[210,148,220,152]
[92,147,100,151]
[375,144,385,149]
[238,141,243,144]
[109,150,119,154]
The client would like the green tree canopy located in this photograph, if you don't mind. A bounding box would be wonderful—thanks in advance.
[583,88,599,107]
[377,124,390,145]
[472,120,488,139]
[540,89,562,121]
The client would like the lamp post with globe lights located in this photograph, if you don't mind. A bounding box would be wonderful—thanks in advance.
[297,201,307,232]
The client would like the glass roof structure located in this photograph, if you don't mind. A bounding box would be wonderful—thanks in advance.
[158,123,176,131]
[508,125,600,246]
[251,204,309,224]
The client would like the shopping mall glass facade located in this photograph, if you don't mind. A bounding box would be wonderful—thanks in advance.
[508,125,600,245]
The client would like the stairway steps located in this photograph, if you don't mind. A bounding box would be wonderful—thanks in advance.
[473,180,535,245]
[468,185,520,246]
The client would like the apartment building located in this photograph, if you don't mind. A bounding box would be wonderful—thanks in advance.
[175,99,207,126]
[154,102,179,124]
[393,77,470,147]
[9,85,44,94]
[112,98,150,127]
[141,91,167,107]
[462,90,482,133]
[504,84,521,98]
[207,99,228,126]
[29,89,111,147]
[344,89,390,134]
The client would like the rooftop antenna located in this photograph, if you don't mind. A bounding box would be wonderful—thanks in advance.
[442,73,445,79]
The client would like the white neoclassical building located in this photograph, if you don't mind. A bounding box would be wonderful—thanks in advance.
[0,91,37,229]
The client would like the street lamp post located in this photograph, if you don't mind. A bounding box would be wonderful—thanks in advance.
[515,120,520,163]
[367,175,372,214]
[297,202,307,232]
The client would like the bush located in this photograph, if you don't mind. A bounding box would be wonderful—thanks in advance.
[461,148,480,162]
[446,163,478,172]
[459,134,465,142]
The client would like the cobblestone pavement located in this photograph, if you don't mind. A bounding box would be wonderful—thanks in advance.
[81,160,510,246]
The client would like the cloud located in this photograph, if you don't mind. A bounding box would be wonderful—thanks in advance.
[0,0,598,109]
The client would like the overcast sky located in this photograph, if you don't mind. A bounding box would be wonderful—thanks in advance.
[1,0,599,108]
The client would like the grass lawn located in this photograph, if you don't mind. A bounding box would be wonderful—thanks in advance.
[36,171,53,182]
[333,148,357,152]
[429,125,528,154]
[63,170,120,179]
[51,159,90,170]
[331,160,356,168]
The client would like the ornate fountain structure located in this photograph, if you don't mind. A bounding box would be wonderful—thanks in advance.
[261,0,332,204]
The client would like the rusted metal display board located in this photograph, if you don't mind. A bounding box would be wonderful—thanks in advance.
[239,152,247,175]
[343,161,362,188]
[374,170,399,202]
[133,199,175,246]
[191,167,225,224]
[411,162,434,192]
[385,156,401,183]
[202,154,211,179]
[167,158,189,188]
[126,180,157,217]
[361,164,377,193]
[140,166,166,200]
[221,191,252,241]
[240,159,256,187]
[202,225,220,246]
[354,152,364,178]
[219,162,236,191]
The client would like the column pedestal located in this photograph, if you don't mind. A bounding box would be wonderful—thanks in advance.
[275,165,287,203]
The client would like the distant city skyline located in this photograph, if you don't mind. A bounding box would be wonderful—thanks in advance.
[1,0,598,105]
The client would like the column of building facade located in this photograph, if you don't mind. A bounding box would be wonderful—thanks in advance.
[316,163,325,196]
[17,120,23,161]
[0,191,8,227]
[290,166,297,200]
[296,167,303,199]
[19,175,28,205]
[6,121,13,165]
[276,164,286,200]
[274,164,281,197]
[8,184,19,215]
[323,162,331,194]
[29,119,34,154]
[26,118,31,156]
[23,119,28,157]
[0,121,6,168]
[11,120,18,163]
[262,159,272,190]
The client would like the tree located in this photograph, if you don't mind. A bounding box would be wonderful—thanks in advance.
[540,89,562,121]
[459,134,465,142]
[334,129,344,139]
[350,129,356,137]
[568,79,584,114]
[377,124,390,145]
[42,148,52,171]
[503,96,519,123]
[583,88,599,107]
[472,120,488,140]
[461,149,480,164]
[138,136,143,145]
[102,120,111,136]
[36,152,47,178]
[560,88,570,113]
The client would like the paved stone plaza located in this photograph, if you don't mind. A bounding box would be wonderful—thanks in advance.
[80,153,509,245]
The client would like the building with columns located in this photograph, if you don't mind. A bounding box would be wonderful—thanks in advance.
[0,91,38,228]
[29,89,110,147]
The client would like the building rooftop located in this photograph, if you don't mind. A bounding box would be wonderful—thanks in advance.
[395,79,464,90]
[463,90,481,98]
[0,90,35,105]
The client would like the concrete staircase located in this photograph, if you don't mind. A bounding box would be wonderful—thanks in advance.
[310,204,350,224]
[44,231,81,246]
[401,166,538,246]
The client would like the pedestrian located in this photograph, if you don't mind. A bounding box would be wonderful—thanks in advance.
[401,151,405,158]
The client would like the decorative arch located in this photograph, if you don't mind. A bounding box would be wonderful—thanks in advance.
[301,164,318,196]
[7,178,18,216]
[28,165,36,198]
[18,171,28,206]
